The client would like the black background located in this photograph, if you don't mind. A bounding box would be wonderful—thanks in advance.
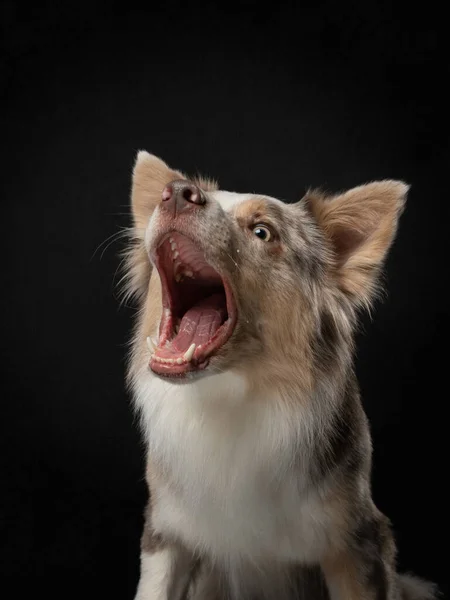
[1,1,448,598]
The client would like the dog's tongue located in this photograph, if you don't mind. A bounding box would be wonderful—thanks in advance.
[172,292,227,353]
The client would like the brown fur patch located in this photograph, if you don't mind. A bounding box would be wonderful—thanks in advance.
[322,509,399,600]
[234,196,286,233]
[322,551,373,600]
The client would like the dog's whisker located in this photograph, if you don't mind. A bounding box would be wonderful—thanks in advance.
[91,227,130,261]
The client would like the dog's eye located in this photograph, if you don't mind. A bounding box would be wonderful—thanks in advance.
[252,224,272,242]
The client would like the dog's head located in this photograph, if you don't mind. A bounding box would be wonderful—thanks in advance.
[125,151,407,391]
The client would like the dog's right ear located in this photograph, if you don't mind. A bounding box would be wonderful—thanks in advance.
[131,151,184,231]
[303,180,408,311]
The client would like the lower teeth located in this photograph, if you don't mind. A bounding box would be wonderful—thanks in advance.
[151,355,188,365]
[150,342,197,366]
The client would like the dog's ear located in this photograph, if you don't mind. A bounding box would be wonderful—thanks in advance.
[131,151,184,231]
[304,180,409,309]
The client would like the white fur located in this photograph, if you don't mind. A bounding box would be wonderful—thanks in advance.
[210,191,254,211]
[135,550,173,600]
[133,368,334,570]
[209,190,285,213]
[135,547,192,600]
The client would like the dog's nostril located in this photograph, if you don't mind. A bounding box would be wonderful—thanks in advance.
[182,185,204,205]
[162,185,173,201]
[183,188,194,202]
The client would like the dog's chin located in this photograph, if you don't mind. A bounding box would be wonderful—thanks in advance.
[146,231,238,379]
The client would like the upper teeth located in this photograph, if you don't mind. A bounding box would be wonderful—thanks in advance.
[169,237,195,281]
[146,336,156,351]
[170,238,180,262]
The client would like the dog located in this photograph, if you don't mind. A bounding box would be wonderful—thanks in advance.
[122,151,437,599]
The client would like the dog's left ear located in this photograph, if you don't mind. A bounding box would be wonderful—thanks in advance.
[304,180,409,309]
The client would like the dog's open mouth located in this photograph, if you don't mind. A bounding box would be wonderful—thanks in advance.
[149,232,237,377]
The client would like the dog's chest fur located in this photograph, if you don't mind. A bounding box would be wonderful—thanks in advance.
[135,370,334,565]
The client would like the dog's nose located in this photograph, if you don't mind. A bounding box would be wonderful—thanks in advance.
[161,180,205,215]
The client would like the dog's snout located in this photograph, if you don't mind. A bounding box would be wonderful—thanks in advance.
[161,180,205,215]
